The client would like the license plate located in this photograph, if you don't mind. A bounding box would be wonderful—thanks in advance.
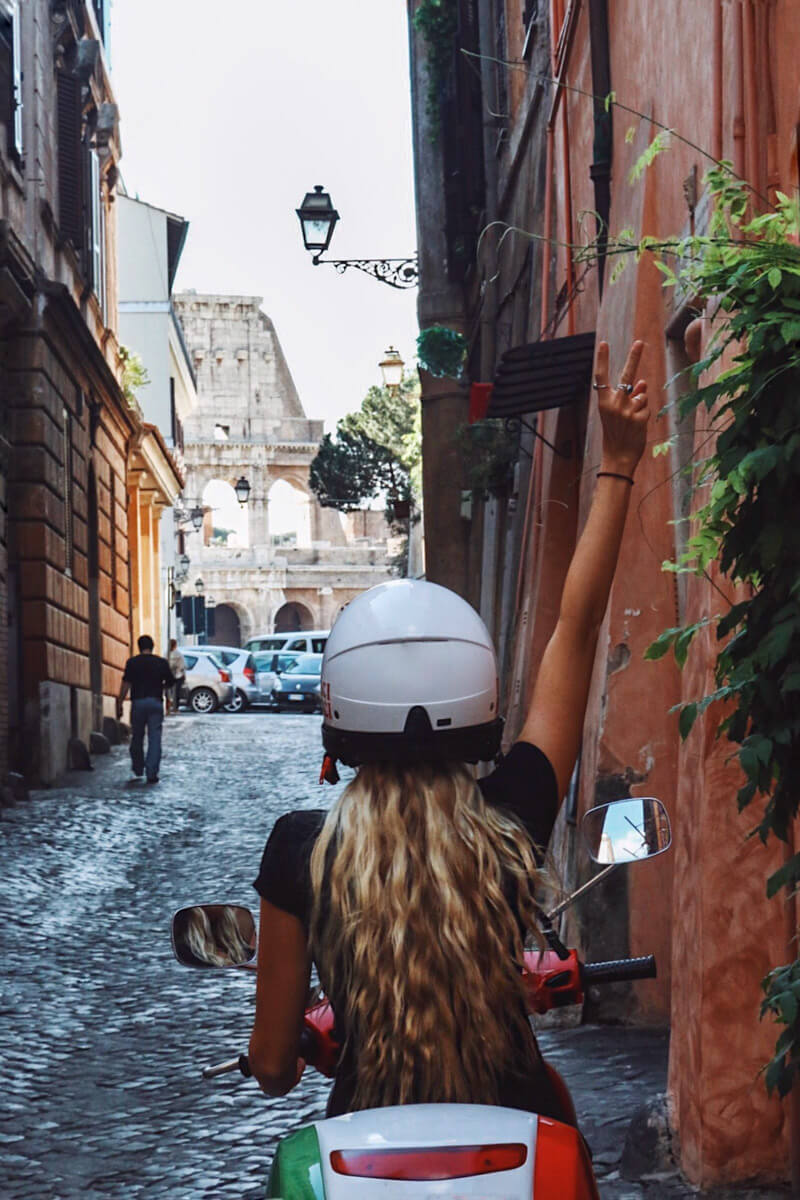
[288,693,303,701]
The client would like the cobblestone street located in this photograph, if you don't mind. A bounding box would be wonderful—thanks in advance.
[0,714,789,1198]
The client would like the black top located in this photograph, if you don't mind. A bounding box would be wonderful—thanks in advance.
[253,741,567,1120]
[122,654,174,702]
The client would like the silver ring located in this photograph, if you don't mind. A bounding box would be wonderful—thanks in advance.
[616,382,634,394]
[592,382,609,391]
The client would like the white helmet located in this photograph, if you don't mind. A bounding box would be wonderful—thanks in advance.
[320,579,502,768]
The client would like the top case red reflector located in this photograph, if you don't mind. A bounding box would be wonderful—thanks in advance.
[330,1142,527,1181]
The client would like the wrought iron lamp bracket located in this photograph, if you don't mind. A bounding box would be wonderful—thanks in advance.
[311,254,419,290]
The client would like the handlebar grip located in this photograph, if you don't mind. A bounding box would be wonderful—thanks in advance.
[201,1054,251,1080]
[581,955,657,985]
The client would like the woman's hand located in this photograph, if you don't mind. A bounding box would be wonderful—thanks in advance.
[594,339,650,477]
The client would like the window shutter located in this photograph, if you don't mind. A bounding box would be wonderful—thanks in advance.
[10,0,20,155]
[57,72,84,250]
[90,149,105,313]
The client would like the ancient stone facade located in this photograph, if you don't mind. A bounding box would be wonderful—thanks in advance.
[173,293,393,643]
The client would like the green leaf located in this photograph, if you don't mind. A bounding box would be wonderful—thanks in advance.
[679,702,698,740]
[767,853,800,900]
[625,124,636,144]
[767,266,783,289]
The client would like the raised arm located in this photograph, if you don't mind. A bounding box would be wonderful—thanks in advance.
[519,339,650,800]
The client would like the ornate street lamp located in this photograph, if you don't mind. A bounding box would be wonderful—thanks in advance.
[296,185,339,261]
[179,553,190,573]
[234,475,251,505]
[190,505,204,531]
[195,577,204,595]
[296,185,418,290]
[379,346,405,391]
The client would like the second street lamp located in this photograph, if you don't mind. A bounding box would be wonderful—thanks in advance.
[234,475,251,505]
[296,184,418,290]
[379,346,405,391]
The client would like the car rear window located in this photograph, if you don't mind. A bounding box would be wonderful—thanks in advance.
[249,637,288,652]
[184,654,197,670]
[311,637,327,654]
[216,651,239,666]
[285,654,322,675]
[253,654,274,670]
[245,654,256,671]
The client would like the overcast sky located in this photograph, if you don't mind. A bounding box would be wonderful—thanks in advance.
[110,0,419,432]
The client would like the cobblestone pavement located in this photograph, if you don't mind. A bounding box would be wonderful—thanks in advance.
[0,713,789,1199]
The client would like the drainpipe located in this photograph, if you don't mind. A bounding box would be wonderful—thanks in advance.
[477,0,501,634]
[742,0,761,204]
[711,0,723,162]
[731,0,746,182]
[587,0,612,297]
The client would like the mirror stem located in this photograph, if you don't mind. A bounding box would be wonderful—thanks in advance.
[537,909,571,960]
[547,864,619,921]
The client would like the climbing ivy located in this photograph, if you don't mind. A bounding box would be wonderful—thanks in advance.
[412,0,459,138]
[640,171,800,1098]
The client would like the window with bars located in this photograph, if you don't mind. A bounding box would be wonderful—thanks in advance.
[0,0,23,163]
[62,408,74,576]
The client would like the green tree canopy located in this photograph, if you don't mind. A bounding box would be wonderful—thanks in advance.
[309,377,421,512]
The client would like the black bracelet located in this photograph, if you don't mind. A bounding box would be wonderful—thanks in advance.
[597,471,635,485]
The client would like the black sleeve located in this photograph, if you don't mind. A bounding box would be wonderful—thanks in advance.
[478,741,560,855]
[122,658,133,683]
[253,810,326,929]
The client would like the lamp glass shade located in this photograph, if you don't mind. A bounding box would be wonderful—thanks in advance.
[234,475,251,504]
[178,553,190,572]
[194,578,204,595]
[379,346,405,390]
[296,186,339,254]
[190,505,204,531]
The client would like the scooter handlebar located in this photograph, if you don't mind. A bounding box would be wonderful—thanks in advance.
[581,955,656,985]
[201,1054,251,1080]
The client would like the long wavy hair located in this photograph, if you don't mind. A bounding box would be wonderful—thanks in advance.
[309,761,547,1110]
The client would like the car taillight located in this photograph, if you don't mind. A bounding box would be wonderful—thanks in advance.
[244,667,255,683]
[330,1143,527,1181]
[219,669,231,683]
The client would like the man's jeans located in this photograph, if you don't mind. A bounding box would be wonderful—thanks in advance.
[130,698,164,780]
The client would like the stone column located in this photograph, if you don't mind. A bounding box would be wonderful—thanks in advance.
[127,476,143,641]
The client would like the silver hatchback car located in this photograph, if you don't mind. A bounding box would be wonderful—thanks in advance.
[178,649,234,714]
[194,645,259,713]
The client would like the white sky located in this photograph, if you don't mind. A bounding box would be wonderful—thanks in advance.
[110,0,419,432]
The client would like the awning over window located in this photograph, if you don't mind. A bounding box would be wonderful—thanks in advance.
[487,331,596,418]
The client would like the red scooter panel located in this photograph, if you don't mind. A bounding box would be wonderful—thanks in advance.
[534,1117,600,1199]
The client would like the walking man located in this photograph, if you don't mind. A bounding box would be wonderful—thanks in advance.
[117,635,174,783]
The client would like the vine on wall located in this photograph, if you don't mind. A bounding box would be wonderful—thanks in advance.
[639,171,800,1098]
[412,0,459,138]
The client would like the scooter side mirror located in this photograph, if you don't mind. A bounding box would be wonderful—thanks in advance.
[172,903,257,968]
[581,798,671,865]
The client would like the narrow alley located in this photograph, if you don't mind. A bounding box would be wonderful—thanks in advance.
[0,716,788,1198]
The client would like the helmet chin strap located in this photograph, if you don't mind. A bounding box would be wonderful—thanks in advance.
[319,754,340,785]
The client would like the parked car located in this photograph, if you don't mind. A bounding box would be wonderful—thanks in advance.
[194,645,259,713]
[178,648,234,714]
[244,629,329,656]
[252,651,302,707]
[270,652,323,712]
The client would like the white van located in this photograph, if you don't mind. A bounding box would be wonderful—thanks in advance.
[243,629,329,656]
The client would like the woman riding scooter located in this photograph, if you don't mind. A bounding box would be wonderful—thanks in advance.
[248,339,650,1120]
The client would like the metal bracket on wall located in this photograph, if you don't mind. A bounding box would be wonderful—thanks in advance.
[504,416,572,460]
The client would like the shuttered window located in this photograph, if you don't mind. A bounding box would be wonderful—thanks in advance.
[57,72,84,251]
[89,148,106,316]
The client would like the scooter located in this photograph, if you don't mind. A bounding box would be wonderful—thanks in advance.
[171,796,672,1199]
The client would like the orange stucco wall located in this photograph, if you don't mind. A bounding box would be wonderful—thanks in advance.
[511,0,797,1185]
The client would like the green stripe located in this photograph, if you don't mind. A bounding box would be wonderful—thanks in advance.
[266,1124,325,1200]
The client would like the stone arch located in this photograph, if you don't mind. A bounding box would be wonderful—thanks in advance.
[273,601,315,633]
[268,476,311,548]
[209,603,241,647]
[202,478,248,548]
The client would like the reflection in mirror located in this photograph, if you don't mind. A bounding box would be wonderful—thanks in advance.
[172,904,257,968]
[581,798,671,865]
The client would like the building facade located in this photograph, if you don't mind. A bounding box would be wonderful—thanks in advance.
[0,2,181,786]
[117,193,197,651]
[407,0,798,1187]
[174,293,394,643]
